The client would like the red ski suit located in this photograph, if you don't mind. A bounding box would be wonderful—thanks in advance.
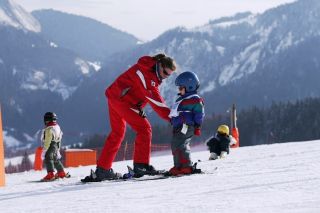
[97,56,171,169]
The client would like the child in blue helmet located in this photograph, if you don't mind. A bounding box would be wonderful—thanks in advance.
[168,71,205,176]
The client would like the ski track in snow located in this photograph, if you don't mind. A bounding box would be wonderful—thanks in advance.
[1,140,320,213]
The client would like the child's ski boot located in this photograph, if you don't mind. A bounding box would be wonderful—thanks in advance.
[41,172,55,182]
[55,170,71,179]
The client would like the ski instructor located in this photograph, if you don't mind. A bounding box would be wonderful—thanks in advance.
[84,53,177,181]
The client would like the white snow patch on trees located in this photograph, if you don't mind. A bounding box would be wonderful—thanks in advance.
[218,22,277,86]
[3,130,21,148]
[200,80,216,94]
[275,32,293,54]
[20,70,77,100]
[75,58,90,74]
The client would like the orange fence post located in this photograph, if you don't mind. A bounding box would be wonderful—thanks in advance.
[34,146,43,171]
[230,104,240,148]
[0,105,5,186]
[231,127,240,148]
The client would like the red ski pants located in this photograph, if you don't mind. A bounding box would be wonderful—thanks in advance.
[97,98,152,169]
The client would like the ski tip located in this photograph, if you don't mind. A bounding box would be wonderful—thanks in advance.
[65,172,71,178]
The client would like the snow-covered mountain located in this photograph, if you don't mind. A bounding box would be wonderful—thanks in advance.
[155,0,320,111]
[0,0,98,149]
[0,0,143,151]
[0,27,95,148]
[0,0,40,32]
[32,9,139,61]
[63,0,320,135]
[2,140,320,212]
[3,0,320,150]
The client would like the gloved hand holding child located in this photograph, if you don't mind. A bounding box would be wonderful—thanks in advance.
[194,128,201,136]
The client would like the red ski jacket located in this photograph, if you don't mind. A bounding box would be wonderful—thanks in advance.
[106,56,170,121]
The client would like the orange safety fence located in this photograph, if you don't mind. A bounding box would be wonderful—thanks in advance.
[64,143,208,168]
[64,149,97,167]
[33,143,191,169]
[95,143,171,163]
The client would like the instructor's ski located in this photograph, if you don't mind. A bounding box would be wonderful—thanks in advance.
[80,162,212,183]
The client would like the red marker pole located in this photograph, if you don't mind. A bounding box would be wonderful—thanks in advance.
[231,104,240,148]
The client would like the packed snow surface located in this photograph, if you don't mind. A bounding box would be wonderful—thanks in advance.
[1,140,320,213]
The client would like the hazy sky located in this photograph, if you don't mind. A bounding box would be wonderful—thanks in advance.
[16,0,296,41]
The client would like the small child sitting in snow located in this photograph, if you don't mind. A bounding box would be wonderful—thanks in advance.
[206,125,237,160]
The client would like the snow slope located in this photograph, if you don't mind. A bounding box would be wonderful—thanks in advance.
[1,140,320,213]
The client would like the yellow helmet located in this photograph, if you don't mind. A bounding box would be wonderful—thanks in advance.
[217,125,229,135]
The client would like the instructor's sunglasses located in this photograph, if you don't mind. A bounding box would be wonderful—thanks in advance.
[162,67,172,76]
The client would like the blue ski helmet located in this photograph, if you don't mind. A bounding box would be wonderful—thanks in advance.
[175,71,200,92]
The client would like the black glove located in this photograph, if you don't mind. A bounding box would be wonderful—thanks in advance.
[138,109,147,118]
[136,102,146,118]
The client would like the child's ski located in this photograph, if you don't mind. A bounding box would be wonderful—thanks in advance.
[40,172,71,182]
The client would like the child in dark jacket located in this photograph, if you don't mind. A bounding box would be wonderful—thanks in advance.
[206,125,237,160]
[168,71,205,176]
